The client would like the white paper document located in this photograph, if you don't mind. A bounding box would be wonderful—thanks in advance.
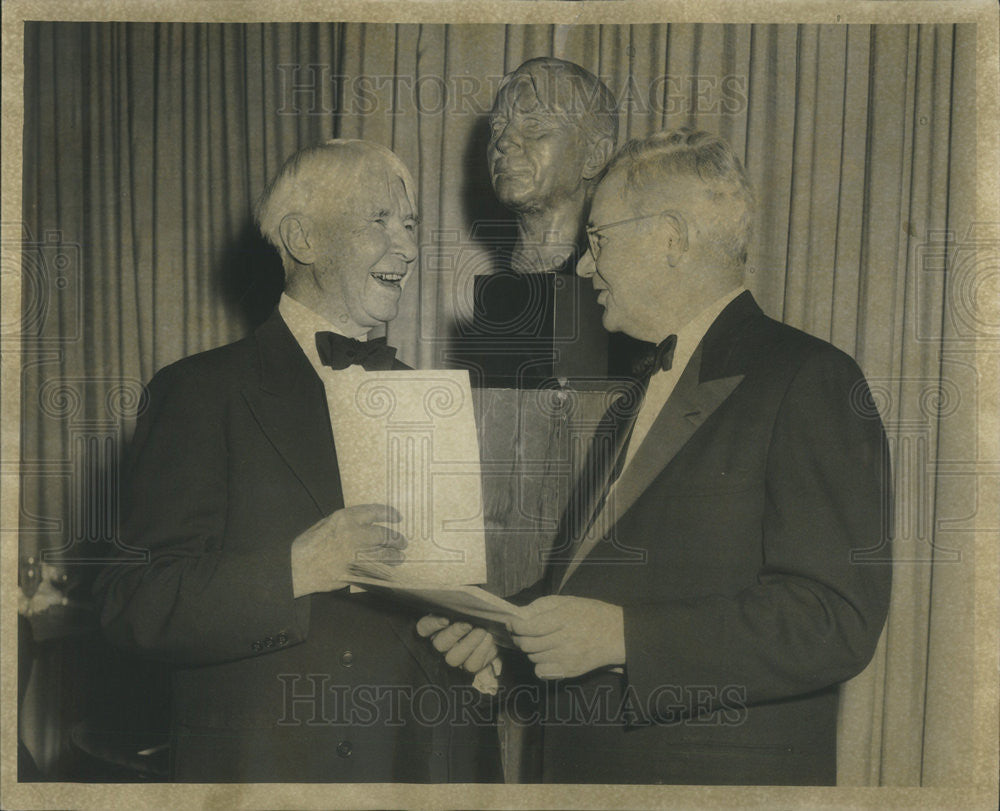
[322,368,487,586]
[347,561,524,645]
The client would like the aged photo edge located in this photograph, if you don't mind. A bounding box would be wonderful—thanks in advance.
[1,1,997,809]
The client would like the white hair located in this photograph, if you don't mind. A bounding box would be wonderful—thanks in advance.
[609,128,755,266]
[254,139,417,267]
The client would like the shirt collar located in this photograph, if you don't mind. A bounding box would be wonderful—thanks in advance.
[670,286,746,353]
[648,286,745,379]
[278,293,366,375]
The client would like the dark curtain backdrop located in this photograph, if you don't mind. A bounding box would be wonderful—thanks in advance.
[19,21,979,786]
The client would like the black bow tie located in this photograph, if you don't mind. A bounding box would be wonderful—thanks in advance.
[315,332,398,371]
[631,334,678,378]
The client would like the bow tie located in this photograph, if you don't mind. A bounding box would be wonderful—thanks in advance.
[315,332,398,371]
[631,334,678,378]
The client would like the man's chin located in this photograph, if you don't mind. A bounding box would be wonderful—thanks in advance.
[370,302,399,325]
[363,281,403,315]
[600,310,620,334]
[492,180,537,212]
[352,298,398,331]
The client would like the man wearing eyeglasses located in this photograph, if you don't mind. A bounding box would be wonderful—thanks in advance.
[422,128,892,785]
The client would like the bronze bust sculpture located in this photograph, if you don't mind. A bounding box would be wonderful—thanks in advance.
[451,57,642,388]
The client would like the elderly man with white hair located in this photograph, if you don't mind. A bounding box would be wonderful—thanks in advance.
[96,139,502,783]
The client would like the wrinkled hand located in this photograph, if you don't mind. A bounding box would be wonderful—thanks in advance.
[510,595,625,680]
[416,616,500,675]
[290,504,406,597]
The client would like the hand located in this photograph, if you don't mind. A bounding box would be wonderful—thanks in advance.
[510,595,625,680]
[290,504,406,597]
[416,615,499,674]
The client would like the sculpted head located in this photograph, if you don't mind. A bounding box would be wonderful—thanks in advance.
[488,57,618,216]
[576,128,754,342]
[255,139,419,335]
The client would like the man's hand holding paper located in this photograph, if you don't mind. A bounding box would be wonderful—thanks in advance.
[422,595,626,682]
[290,503,407,597]
[417,616,499,672]
[417,615,503,694]
[510,595,626,680]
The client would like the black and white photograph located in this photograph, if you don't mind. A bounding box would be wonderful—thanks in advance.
[2,1,998,809]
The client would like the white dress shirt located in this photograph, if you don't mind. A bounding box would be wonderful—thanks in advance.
[278,292,369,384]
[558,287,746,596]
[616,286,746,480]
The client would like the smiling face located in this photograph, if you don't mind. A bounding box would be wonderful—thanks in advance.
[487,76,594,214]
[307,159,418,334]
[578,165,745,342]
[576,169,684,342]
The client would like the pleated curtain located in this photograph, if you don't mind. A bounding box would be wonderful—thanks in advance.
[19,21,977,785]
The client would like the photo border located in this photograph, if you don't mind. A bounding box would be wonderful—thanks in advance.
[2,2,997,808]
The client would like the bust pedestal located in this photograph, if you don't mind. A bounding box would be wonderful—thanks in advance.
[450,264,644,597]
[448,265,642,390]
[473,384,612,597]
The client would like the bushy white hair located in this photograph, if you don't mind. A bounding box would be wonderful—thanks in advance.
[254,139,417,267]
[609,128,755,265]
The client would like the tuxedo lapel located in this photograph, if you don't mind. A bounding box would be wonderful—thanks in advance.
[557,292,761,591]
[241,311,345,518]
[243,313,441,675]
[600,350,745,534]
[544,379,645,590]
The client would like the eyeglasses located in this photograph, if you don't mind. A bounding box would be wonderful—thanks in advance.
[585,209,682,262]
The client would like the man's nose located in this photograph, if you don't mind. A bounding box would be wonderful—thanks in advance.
[493,123,520,154]
[392,223,418,264]
[576,248,596,278]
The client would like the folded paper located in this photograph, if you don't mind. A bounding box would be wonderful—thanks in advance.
[323,368,487,586]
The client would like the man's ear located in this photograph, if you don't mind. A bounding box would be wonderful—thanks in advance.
[581,136,615,181]
[662,212,689,268]
[278,213,316,265]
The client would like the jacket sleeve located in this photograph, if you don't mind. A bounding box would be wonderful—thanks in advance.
[93,362,312,666]
[620,347,892,720]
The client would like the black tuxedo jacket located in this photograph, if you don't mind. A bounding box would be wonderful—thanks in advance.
[536,292,892,785]
[95,311,502,782]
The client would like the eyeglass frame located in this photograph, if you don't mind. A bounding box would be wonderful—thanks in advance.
[585,209,685,263]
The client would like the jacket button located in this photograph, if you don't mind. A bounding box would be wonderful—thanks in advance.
[336,740,353,758]
[251,641,262,652]
[340,650,354,667]
[277,632,288,646]
[263,636,274,648]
